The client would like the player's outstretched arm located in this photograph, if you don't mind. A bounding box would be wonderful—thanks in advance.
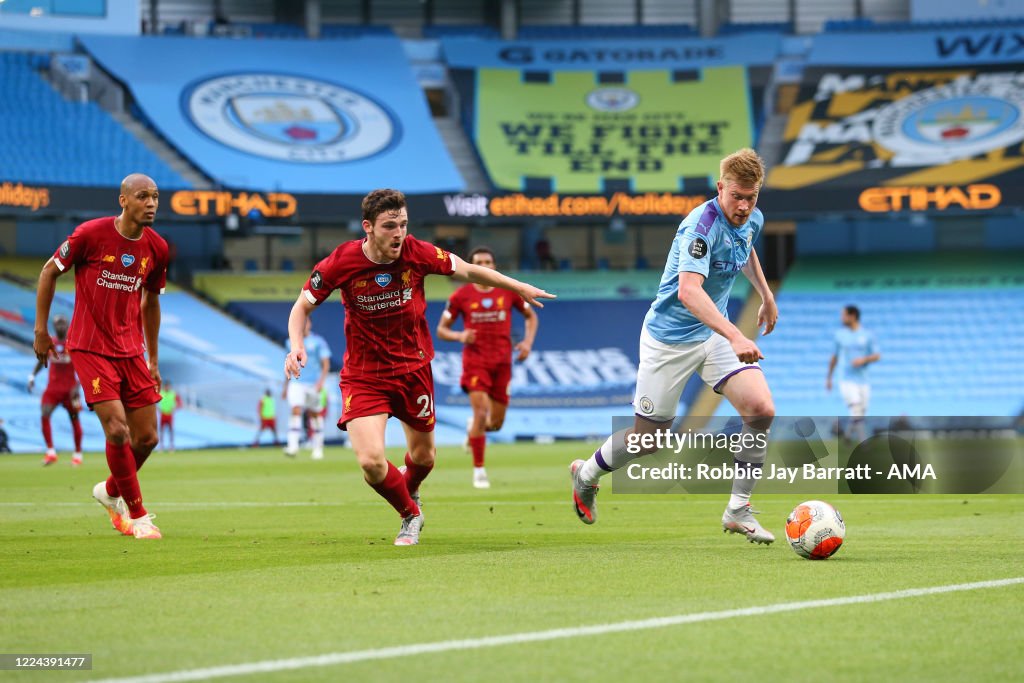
[450,255,556,308]
[33,259,63,366]
[284,294,314,380]
[740,250,777,336]
[678,272,763,364]
[826,354,837,391]
[141,288,162,392]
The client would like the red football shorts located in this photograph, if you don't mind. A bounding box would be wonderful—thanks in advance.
[70,350,161,410]
[41,386,80,413]
[460,362,512,405]
[259,418,276,429]
[160,413,174,427]
[339,363,436,433]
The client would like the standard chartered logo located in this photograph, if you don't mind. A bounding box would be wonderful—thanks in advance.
[354,288,413,311]
[96,269,141,292]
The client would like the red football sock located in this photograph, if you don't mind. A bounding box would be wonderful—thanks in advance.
[369,461,419,518]
[105,476,119,498]
[105,441,146,518]
[469,435,486,468]
[403,452,434,496]
[71,418,83,451]
[41,416,53,449]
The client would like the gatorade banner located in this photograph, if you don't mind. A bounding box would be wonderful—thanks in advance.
[767,65,1024,213]
[467,67,755,193]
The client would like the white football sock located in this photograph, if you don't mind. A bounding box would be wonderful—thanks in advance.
[728,423,769,509]
[287,414,301,453]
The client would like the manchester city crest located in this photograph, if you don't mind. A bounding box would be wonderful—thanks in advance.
[186,73,396,163]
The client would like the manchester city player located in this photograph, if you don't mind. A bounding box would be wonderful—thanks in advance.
[569,148,779,544]
[826,305,880,442]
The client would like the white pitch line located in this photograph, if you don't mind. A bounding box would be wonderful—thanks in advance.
[89,577,1024,683]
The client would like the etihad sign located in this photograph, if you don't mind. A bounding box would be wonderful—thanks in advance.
[859,184,1001,212]
[170,191,297,217]
[0,181,50,211]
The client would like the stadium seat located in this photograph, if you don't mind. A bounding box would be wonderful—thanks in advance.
[0,52,189,188]
[742,276,1024,418]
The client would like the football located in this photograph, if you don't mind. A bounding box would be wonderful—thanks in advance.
[785,500,846,560]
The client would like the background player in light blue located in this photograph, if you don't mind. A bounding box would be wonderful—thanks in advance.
[570,148,779,544]
[283,317,331,459]
[826,305,881,442]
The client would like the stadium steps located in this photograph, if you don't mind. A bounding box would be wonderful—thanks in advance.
[758,110,790,170]
[434,116,492,193]
[109,110,212,190]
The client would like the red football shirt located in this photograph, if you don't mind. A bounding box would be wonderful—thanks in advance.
[45,336,78,393]
[445,284,527,367]
[52,217,169,358]
[303,235,454,379]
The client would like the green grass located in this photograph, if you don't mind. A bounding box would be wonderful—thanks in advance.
[1,443,1022,682]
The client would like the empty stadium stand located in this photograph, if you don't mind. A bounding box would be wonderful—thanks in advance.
[745,253,1024,418]
[0,52,189,188]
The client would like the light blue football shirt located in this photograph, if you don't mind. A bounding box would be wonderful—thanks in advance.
[834,327,877,384]
[644,198,763,344]
[291,332,332,386]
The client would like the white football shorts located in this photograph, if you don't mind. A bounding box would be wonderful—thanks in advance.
[287,382,321,411]
[839,381,870,417]
[633,326,762,421]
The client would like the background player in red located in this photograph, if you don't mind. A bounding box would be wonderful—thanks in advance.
[34,173,169,540]
[284,189,553,546]
[29,314,84,467]
[437,247,538,489]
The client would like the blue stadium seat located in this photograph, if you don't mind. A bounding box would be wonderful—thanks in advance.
[517,24,696,40]
[719,22,792,35]
[422,24,500,40]
[742,283,1024,418]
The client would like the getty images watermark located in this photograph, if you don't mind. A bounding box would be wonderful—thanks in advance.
[610,416,1022,495]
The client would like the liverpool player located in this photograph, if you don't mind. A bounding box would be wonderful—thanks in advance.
[284,189,553,546]
[437,247,538,488]
[29,314,84,466]
[34,173,169,540]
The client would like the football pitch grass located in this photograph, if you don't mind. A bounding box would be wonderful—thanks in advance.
[2,443,1022,683]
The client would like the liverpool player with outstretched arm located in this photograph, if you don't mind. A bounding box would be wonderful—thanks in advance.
[284,189,554,546]
[436,247,538,489]
[34,174,169,540]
